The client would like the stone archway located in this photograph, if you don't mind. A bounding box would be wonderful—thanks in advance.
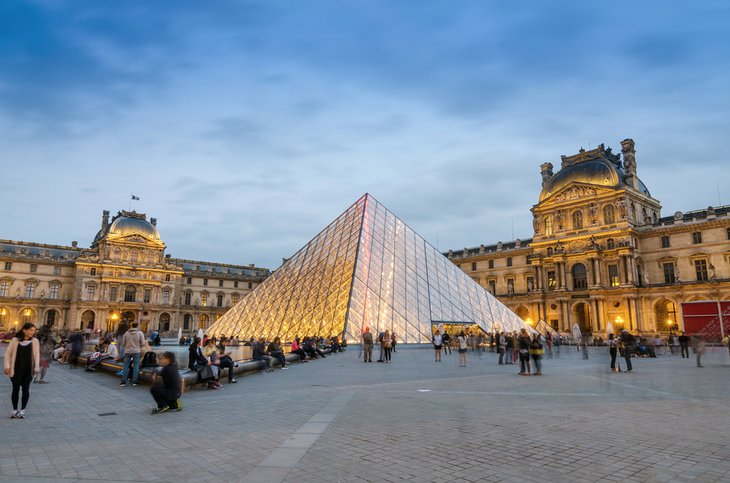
[572,302,591,333]
[81,310,95,330]
[515,306,530,322]
[159,312,171,332]
[45,309,59,327]
[654,299,678,333]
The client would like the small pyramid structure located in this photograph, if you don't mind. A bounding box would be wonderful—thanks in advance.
[208,194,530,343]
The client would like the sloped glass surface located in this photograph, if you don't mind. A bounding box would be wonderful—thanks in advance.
[209,194,528,343]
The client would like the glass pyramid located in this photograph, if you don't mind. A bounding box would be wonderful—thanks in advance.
[208,194,529,343]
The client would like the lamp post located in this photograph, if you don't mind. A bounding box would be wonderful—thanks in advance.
[666,318,675,336]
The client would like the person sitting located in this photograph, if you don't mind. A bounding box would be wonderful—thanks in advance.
[267,337,288,369]
[204,338,234,385]
[329,336,341,353]
[85,338,118,371]
[251,338,273,372]
[188,337,219,389]
[303,336,325,359]
[150,351,182,414]
[290,337,308,362]
[216,341,238,383]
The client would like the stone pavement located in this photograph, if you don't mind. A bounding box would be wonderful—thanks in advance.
[1,344,729,482]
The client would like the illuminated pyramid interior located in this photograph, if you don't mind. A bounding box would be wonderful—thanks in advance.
[208,194,529,343]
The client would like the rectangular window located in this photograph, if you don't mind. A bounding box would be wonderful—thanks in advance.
[90,268,97,276]
[53,266,61,275]
[488,260,494,269]
[608,264,620,287]
[694,259,709,281]
[232,294,240,304]
[184,292,191,306]
[30,264,37,273]
[50,284,59,299]
[25,285,35,298]
[143,288,151,303]
[0,281,9,297]
[663,263,676,284]
[218,279,224,287]
[187,277,192,284]
[507,257,513,267]
[201,293,208,306]
[234,281,239,288]
[727,227,730,240]
[661,236,670,248]
[547,271,557,291]
[162,290,170,305]
[217,294,224,307]
[692,231,702,244]
[606,239,615,250]
[3,262,11,270]
[488,280,496,294]
[165,274,171,282]
[248,282,253,289]
[109,286,118,302]
[203,279,208,286]
[86,286,96,301]
[471,262,477,271]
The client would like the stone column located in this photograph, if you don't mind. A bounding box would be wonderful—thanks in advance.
[559,262,567,290]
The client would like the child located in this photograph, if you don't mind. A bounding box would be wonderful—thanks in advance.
[150,351,182,414]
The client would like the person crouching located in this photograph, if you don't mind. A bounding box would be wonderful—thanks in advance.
[150,352,182,414]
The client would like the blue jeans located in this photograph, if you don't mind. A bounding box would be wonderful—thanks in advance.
[121,352,141,384]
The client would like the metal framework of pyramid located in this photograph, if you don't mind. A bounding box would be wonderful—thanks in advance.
[208,194,530,343]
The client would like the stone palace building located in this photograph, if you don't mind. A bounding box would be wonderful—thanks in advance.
[447,139,730,335]
[0,210,269,335]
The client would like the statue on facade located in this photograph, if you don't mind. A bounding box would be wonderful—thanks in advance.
[621,139,637,176]
[540,162,554,187]
[533,216,540,235]
[587,203,598,224]
[555,210,565,229]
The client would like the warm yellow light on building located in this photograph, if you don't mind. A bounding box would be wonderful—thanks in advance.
[110,312,119,321]
[23,309,32,317]
[526,318,533,325]
[615,316,623,326]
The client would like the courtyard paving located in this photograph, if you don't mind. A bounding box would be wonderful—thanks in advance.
[1,344,729,482]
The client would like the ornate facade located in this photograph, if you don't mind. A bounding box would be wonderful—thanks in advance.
[448,139,730,335]
[0,210,269,334]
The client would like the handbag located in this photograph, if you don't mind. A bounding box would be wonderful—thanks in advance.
[197,364,216,381]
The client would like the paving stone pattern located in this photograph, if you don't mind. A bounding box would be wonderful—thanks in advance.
[1,345,729,482]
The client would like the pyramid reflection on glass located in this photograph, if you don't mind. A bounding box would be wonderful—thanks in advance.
[208,194,529,343]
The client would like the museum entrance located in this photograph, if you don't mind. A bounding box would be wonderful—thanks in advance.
[572,302,591,333]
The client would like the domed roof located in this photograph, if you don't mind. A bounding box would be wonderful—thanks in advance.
[108,213,160,240]
[539,157,651,202]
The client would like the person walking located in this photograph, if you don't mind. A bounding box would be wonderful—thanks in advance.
[608,333,619,372]
[442,332,452,355]
[692,335,706,368]
[432,330,443,362]
[120,322,146,386]
[4,323,40,419]
[504,332,514,365]
[35,323,56,383]
[382,330,393,363]
[518,329,531,375]
[678,331,690,359]
[376,331,385,362]
[618,330,636,373]
[530,334,544,375]
[362,327,373,363]
[496,332,505,365]
[150,351,182,414]
[457,331,468,367]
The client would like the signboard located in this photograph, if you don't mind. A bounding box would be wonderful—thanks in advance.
[681,301,730,340]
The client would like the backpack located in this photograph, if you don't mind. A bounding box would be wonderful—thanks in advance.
[142,351,158,367]
[363,332,373,344]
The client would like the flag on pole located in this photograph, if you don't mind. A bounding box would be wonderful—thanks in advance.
[131,195,140,200]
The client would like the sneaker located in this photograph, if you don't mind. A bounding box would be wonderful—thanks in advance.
[10,410,19,419]
[151,406,169,415]
[233,362,239,368]
[119,382,126,387]
[229,378,238,383]
[17,410,25,419]
[176,400,183,411]
[282,366,288,370]
[132,382,139,386]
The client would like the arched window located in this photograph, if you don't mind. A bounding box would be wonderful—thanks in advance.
[159,313,171,332]
[572,211,583,230]
[21,308,35,324]
[603,204,615,224]
[124,285,136,302]
[544,216,554,236]
[572,263,588,290]
[199,314,209,329]
[606,238,615,250]
[0,307,9,329]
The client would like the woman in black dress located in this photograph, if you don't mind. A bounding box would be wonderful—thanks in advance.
[4,322,40,419]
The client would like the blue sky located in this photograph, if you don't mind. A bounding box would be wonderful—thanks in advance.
[1,0,729,269]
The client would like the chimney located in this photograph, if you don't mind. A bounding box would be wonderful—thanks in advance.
[621,139,638,190]
[101,210,110,231]
[150,217,157,226]
[540,162,554,188]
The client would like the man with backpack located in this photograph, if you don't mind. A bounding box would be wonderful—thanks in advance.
[362,327,374,362]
